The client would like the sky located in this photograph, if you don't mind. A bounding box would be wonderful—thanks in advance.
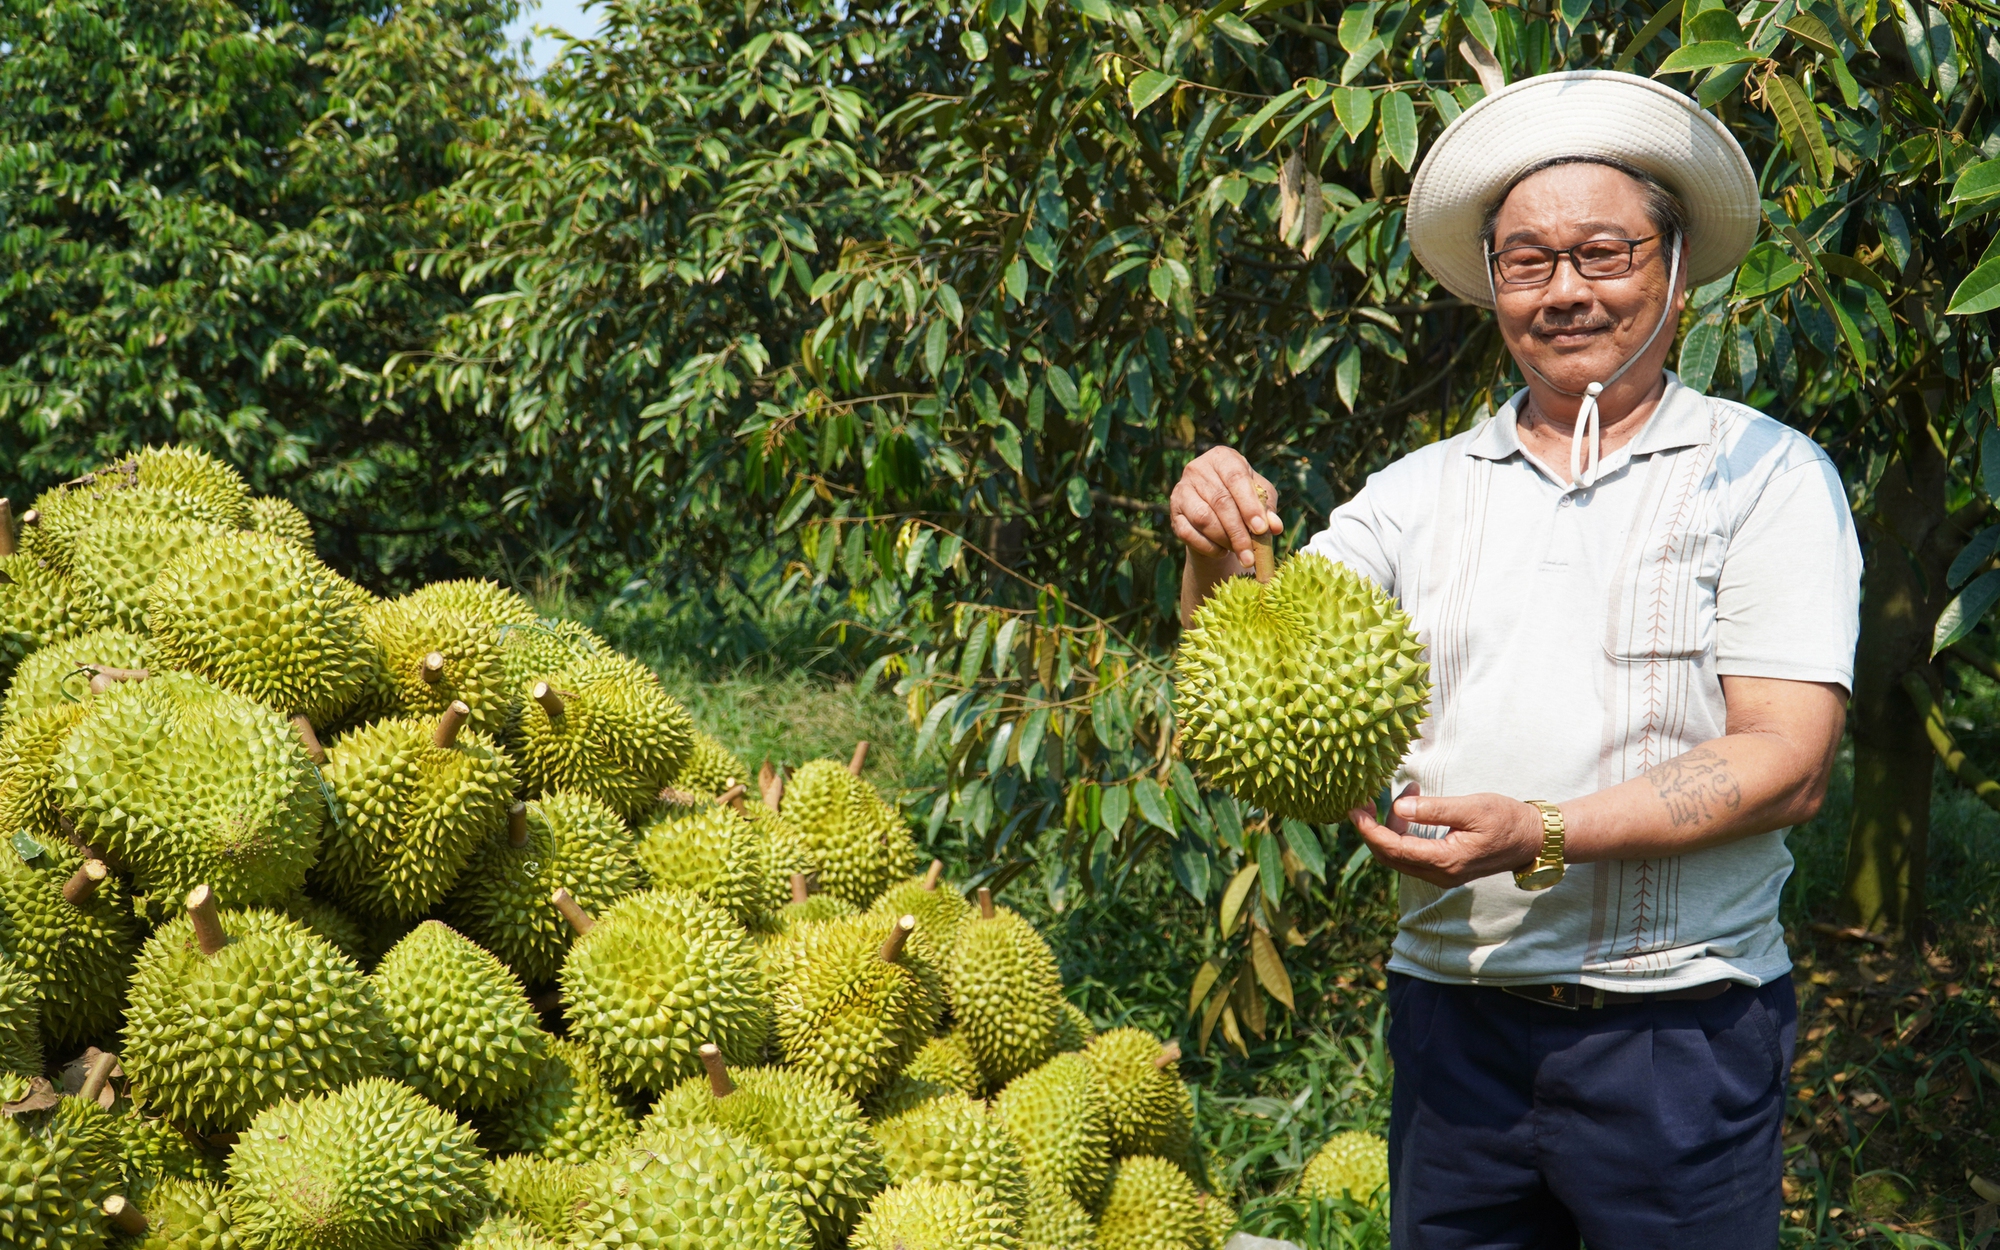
[502,0,605,72]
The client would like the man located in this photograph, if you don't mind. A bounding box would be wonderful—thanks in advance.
[1170,73,1860,1249]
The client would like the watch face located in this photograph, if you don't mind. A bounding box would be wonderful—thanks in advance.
[1516,865,1565,891]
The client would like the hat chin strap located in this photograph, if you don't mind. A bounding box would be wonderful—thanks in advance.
[1484,235,1684,488]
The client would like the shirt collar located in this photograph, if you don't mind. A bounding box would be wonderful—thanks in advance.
[1464,370,1711,464]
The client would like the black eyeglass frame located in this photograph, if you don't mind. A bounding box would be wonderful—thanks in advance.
[1486,232,1669,287]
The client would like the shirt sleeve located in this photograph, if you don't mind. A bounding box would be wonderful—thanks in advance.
[1713,456,1862,688]
[1301,469,1403,597]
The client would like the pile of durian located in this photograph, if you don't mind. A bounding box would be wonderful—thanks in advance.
[0,448,1236,1250]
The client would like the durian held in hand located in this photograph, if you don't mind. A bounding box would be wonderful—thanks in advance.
[1175,498,1431,823]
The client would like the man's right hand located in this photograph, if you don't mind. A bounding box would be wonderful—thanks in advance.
[1170,447,1284,573]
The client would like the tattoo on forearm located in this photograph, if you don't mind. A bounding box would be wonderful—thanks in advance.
[1646,747,1744,828]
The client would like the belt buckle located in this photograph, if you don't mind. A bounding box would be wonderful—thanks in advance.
[1504,982,1581,1010]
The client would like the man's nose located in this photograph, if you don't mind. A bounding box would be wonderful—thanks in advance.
[1540,258,1596,309]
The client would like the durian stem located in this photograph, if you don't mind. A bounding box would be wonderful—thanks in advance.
[86,666,149,696]
[977,887,996,920]
[61,859,108,906]
[19,508,38,529]
[186,885,226,957]
[290,715,326,766]
[0,498,12,557]
[848,740,870,776]
[434,701,471,749]
[720,783,747,813]
[760,760,785,810]
[1252,483,1276,583]
[1155,1041,1182,1069]
[790,873,810,905]
[922,859,943,891]
[102,1196,146,1236]
[77,1051,117,1104]
[879,915,915,963]
[508,802,529,849]
[699,1044,734,1098]
[551,888,595,935]
[532,683,566,726]
[421,651,446,685]
[55,813,122,871]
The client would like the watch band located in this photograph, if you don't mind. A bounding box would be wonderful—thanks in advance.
[1513,800,1566,890]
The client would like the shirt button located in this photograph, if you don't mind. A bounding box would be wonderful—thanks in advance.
[1558,496,1572,507]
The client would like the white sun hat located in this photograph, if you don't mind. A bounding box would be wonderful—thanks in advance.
[1406,70,1760,310]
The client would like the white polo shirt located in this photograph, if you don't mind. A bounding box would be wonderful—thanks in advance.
[1303,373,1861,991]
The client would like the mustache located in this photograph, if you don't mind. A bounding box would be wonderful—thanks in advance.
[1530,316,1614,336]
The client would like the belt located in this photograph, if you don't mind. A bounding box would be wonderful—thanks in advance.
[1500,980,1735,1011]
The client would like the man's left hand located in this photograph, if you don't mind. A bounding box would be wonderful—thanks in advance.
[1350,786,1547,888]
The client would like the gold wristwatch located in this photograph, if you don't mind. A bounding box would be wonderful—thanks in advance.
[1514,800,1566,891]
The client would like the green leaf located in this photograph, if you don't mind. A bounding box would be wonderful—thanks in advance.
[1148,258,1177,306]
[1379,90,1418,171]
[1133,776,1177,833]
[915,694,962,760]
[1683,7,1743,41]
[1951,158,2000,205]
[1219,864,1260,937]
[1733,242,1806,298]
[991,418,1024,472]
[1678,312,1725,392]
[1004,256,1028,300]
[1070,0,1118,19]
[1946,257,2000,316]
[1332,86,1374,140]
[960,29,989,60]
[1781,12,1839,56]
[1456,0,1500,55]
[924,318,949,378]
[1128,70,1176,113]
[1333,342,1361,410]
[1211,11,1264,43]
[1934,570,2000,657]
[1339,36,1385,84]
[1065,475,1093,517]
[1338,1,1380,51]
[1614,0,1685,71]
[1256,828,1285,907]
[935,283,964,327]
[1948,524,2000,590]
[1018,705,1050,776]
[1654,40,1757,72]
[1559,0,1591,29]
[1099,781,1131,836]
[1985,428,2000,502]
[1234,86,1306,148]
[1766,73,1833,186]
[1281,818,1327,880]
[1046,364,1079,410]
[1695,60,1752,108]
[1817,251,1889,296]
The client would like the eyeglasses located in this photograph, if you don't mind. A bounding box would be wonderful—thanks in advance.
[1488,234,1665,286]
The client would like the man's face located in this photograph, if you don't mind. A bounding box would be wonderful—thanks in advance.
[1488,163,1686,395]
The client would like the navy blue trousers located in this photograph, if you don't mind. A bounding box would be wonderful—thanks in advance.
[1386,971,1796,1250]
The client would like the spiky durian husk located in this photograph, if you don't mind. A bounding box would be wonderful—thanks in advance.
[646,1065,884,1248]
[498,617,605,692]
[0,955,44,1075]
[476,1038,635,1164]
[0,1072,122,1247]
[635,802,777,925]
[669,730,749,797]
[276,892,369,967]
[315,714,515,922]
[1298,1130,1388,1202]
[991,1053,1111,1211]
[515,653,692,819]
[1175,552,1429,822]
[404,579,539,631]
[0,552,101,686]
[32,481,243,576]
[145,530,373,723]
[122,908,389,1133]
[559,889,769,1093]
[0,702,87,856]
[1018,1172,1095,1250]
[362,596,516,738]
[866,1033,982,1118]
[111,446,251,522]
[775,760,915,909]
[130,1177,240,1250]
[872,1094,1028,1224]
[1,626,149,728]
[0,839,141,1047]
[373,921,547,1111]
[771,912,942,1101]
[443,790,642,987]
[115,1102,224,1200]
[454,1215,561,1250]
[70,514,228,633]
[487,1155,588,1242]
[570,1125,812,1250]
[849,1178,1020,1250]
[56,672,323,914]
[1195,1191,1237,1250]
[948,906,1064,1091]
[228,1077,489,1250]
[1096,1156,1205,1250]
[1082,1028,1193,1160]
[1052,1001,1096,1054]
[865,876,973,968]
[244,496,314,551]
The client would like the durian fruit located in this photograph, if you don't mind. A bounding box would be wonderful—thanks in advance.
[1194,1191,1237,1250]
[514,653,694,819]
[315,706,516,922]
[444,790,641,987]
[0,551,101,685]
[865,862,973,967]
[1018,1173,1095,1250]
[128,1177,239,1250]
[848,1177,1019,1250]
[496,618,605,695]
[0,702,89,864]
[454,1214,561,1250]
[949,893,1065,1090]
[867,1033,982,1117]
[1175,551,1430,821]
[669,730,749,797]
[70,514,227,632]
[991,1053,1111,1211]
[276,892,369,966]
[227,1077,489,1250]
[403,579,538,632]
[0,954,44,1074]
[1,626,150,727]
[635,800,778,925]
[55,672,323,914]
[245,497,314,551]
[644,1050,885,1248]
[768,890,857,933]
[362,594,515,738]
[31,470,245,574]
[557,889,769,1093]
[115,1101,224,1201]
[1299,1130,1388,1202]
[145,530,374,723]
[872,1093,1028,1224]
[372,920,547,1112]
[1052,1002,1096,1054]
[1095,1156,1204,1250]
[121,894,389,1133]
[477,1037,635,1164]
[487,1155,588,1242]
[0,838,142,1047]
[0,1071,123,1247]
[771,912,942,1101]
[61,447,251,527]
[776,758,916,908]
[1082,1029,1193,1159]
[569,1124,813,1250]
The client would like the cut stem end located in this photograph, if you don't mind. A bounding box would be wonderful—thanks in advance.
[507,802,529,849]
[879,914,915,963]
[77,1051,117,1105]
[532,683,566,726]
[977,887,995,921]
[922,859,943,891]
[186,885,225,957]
[102,1196,147,1236]
[61,860,108,906]
[789,873,810,905]
[551,888,595,936]
[434,701,471,749]
[848,740,871,776]
[699,1043,734,1098]
[1155,1040,1182,1069]
[421,652,446,685]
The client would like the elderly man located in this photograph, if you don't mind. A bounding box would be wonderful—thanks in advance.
[1171,73,1860,1249]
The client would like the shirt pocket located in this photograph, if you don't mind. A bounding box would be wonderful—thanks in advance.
[1601,524,1727,663]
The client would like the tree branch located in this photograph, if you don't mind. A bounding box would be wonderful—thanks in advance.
[1902,672,2000,814]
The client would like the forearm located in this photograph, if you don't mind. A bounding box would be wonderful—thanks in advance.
[1556,733,1831,863]
[1179,550,1240,626]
